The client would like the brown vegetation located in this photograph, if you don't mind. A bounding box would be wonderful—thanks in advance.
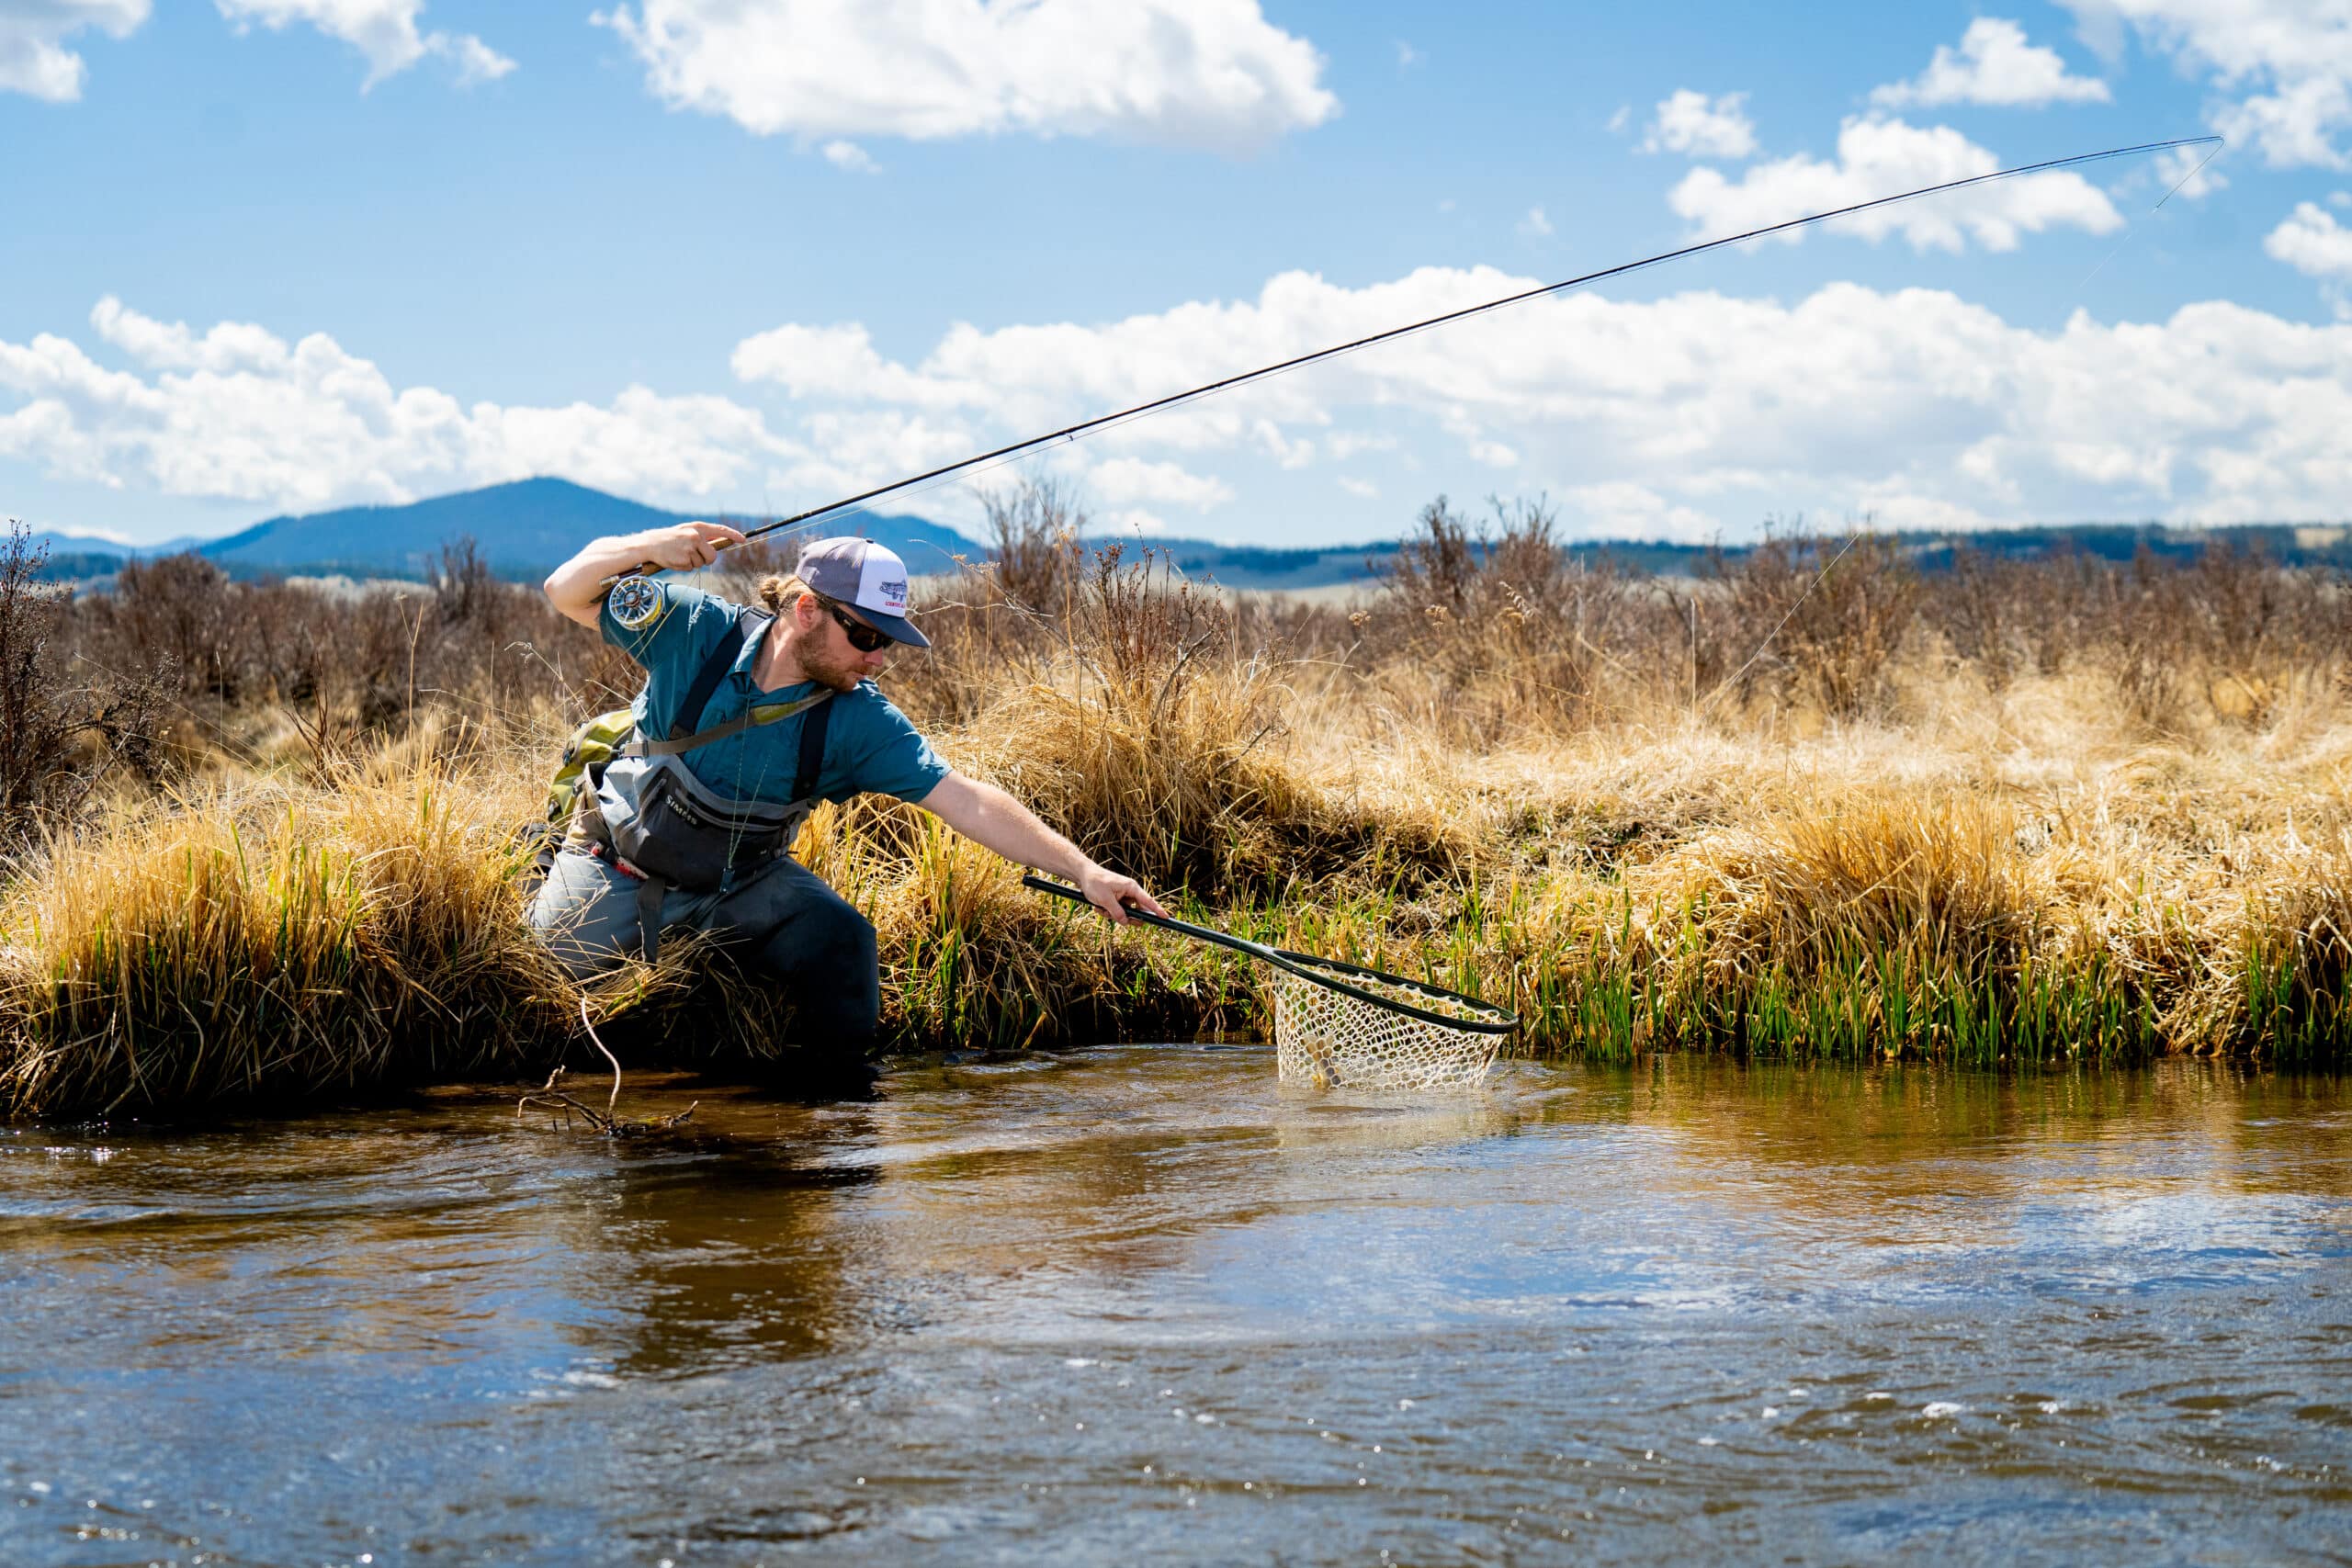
[3,492,2349,1119]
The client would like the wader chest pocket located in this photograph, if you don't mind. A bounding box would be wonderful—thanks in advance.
[605,759,796,893]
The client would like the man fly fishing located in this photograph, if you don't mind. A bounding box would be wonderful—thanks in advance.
[534,521,1165,1090]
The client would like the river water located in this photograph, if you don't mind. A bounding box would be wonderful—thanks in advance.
[1,1049,2346,1565]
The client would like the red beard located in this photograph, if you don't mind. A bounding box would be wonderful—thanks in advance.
[797,637,869,693]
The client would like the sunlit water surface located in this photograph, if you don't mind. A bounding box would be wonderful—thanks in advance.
[2,1050,2348,1564]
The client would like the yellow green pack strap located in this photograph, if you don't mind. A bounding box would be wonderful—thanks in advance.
[628,688,833,758]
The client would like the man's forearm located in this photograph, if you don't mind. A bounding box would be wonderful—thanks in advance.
[542,521,745,629]
[544,534,656,626]
[925,775,1092,881]
[919,773,1168,923]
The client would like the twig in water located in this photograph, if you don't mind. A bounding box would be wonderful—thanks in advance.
[514,998,697,1135]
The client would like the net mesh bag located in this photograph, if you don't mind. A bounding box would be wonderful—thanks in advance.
[1273,969,1505,1091]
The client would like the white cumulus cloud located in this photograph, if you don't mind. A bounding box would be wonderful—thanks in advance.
[0,0,147,102]
[718,266,2352,536]
[592,0,1336,152]
[1565,481,1718,543]
[1871,17,2109,109]
[1668,116,2124,252]
[214,0,514,88]
[2060,0,2352,167]
[2267,198,2352,311]
[821,139,878,173]
[0,299,794,511]
[1086,456,1233,510]
[1641,88,1758,158]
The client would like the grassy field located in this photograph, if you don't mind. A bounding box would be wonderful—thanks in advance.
[4,488,2348,1118]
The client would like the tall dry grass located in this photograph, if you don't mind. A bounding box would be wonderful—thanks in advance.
[0,736,563,1113]
[5,493,2352,1118]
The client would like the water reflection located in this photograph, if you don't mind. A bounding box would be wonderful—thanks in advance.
[586,1122,883,1377]
[0,1052,2346,1565]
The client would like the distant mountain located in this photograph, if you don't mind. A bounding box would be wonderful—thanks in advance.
[21,478,2352,591]
[190,478,986,581]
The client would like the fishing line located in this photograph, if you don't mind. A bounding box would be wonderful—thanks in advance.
[693,134,2219,559]
[2075,138,2225,296]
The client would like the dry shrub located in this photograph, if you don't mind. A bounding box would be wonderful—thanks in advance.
[876,480,1091,731]
[946,541,1462,897]
[1699,529,1925,719]
[1356,513,1935,738]
[1925,538,2352,737]
[73,541,626,754]
[0,523,174,846]
[978,477,1087,615]
[1360,496,1675,739]
[1936,542,2026,690]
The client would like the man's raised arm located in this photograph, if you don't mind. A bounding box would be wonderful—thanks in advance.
[542,521,748,629]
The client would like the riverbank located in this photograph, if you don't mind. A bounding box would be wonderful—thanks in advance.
[3,499,2348,1117]
[4,673,2346,1119]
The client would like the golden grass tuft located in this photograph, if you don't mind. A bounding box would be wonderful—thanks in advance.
[0,757,567,1114]
[1668,795,2047,982]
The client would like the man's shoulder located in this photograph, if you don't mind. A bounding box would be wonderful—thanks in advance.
[604,577,752,660]
[833,679,928,733]
[665,581,754,629]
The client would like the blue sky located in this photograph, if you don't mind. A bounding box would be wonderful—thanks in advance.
[5,1,2351,547]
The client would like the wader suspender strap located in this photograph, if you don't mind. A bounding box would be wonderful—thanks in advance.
[793,686,834,804]
[670,609,763,742]
[631,610,839,964]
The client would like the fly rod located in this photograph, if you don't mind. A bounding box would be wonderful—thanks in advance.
[609,132,2218,600]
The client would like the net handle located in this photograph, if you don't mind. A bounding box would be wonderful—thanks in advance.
[1022,874,1519,1033]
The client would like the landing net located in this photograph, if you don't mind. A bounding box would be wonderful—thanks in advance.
[1273,967,1506,1092]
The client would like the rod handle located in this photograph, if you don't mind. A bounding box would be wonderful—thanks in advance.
[1022,871,1173,929]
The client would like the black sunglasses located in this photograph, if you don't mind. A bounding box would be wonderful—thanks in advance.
[816,594,892,654]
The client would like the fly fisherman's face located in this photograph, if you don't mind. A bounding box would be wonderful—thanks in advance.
[800,598,898,692]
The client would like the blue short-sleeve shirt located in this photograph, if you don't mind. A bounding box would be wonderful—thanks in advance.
[599,580,949,807]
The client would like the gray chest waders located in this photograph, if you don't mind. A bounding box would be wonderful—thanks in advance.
[578,608,839,964]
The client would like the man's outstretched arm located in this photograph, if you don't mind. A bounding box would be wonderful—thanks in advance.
[543,521,747,629]
[919,773,1167,925]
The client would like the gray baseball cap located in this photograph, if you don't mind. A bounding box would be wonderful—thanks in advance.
[797,536,929,648]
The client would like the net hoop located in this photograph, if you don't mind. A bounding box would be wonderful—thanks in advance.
[1258,944,1518,1033]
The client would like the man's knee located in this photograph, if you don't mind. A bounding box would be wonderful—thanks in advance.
[528,850,638,979]
[754,880,879,1038]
